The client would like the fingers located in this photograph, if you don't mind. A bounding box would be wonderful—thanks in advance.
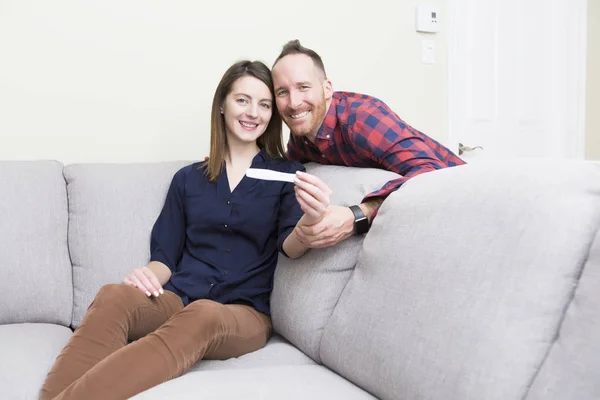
[294,173,331,222]
[298,221,327,236]
[134,268,162,297]
[296,171,332,195]
[142,268,164,296]
[122,276,136,287]
[295,187,327,220]
[294,175,331,206]
[122,267,163,298]
[126,274,152,297]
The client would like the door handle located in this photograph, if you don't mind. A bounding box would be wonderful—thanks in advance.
[458,143,483,156]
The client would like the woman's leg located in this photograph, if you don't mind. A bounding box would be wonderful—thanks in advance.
[52,299,272,400]
[39,284,183,400]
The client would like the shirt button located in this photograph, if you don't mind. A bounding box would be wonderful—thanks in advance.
[321,154,326,157]
[223,271,228,276]
[304,139,308,144]
[224,224,228,228]
[326,135,330,139]
[227,200,231,205]
[209,283,214,288]
[225,249,231,253]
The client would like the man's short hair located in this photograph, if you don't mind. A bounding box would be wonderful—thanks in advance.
[273,39,327,78]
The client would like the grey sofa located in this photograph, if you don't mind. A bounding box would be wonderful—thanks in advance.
[1,159,599,400]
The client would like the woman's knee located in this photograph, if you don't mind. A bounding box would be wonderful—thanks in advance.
[91,284,141,309]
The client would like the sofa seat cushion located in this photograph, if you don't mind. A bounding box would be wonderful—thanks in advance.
[0,323,72,400]
[193,334,315,372]
[132,365,376,400]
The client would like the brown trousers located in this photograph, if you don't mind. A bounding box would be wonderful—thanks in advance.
[39,284,272,400]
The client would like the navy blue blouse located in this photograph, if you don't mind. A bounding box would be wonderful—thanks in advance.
[150,150,305,316]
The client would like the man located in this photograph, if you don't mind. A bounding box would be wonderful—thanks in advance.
[272,40,465,248]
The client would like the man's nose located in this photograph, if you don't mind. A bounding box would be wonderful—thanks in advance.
[289,91,302,110]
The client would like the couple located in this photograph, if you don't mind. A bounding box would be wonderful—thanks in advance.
[40,40,464,400]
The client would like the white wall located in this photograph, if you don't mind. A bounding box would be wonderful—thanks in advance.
[587,0,600,160]
[0,0,448,164]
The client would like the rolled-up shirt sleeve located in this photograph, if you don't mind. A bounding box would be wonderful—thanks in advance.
[150,167,187,271]
[277,162,306,257]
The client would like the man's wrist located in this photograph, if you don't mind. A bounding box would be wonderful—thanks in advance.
[349,205,369,235]
[359,197,384,223]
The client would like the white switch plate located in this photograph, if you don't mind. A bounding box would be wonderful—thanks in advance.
[416,4,440,33]
[422,39,435,64]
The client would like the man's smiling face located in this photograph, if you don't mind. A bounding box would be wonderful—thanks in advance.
[272,53,332,141]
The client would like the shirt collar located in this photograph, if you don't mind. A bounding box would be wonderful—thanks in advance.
[252,148,268,166]
[315,93,339,140]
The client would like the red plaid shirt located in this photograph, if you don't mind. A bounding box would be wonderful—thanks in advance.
[287,92,465,210]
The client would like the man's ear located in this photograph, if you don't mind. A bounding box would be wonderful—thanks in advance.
[323,79,333,100]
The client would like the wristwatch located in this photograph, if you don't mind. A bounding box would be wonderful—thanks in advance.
[349,205,370,235]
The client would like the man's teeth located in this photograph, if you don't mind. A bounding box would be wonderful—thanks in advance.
[290,111,309,119]
[240,121,258,128]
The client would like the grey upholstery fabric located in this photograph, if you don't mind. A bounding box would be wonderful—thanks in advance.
[320,160,600,400]
[0,161,72,325]
[194,334,315,372]
[0,323,72,400]
[526,225,600,399]
[132,365,376,400]
[270,163,400,362]
[64,162,191,327]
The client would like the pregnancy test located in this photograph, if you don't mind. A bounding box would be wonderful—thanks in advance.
[246,168,296,183]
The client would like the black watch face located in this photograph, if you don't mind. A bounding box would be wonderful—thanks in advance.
[355,216,369,235]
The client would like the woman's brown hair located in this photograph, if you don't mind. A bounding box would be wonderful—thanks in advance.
[204,60,284,181]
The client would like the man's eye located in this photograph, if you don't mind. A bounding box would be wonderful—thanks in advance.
[277,90,288,97]
[300,86,310,90]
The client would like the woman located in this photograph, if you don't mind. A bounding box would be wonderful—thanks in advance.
[40,60,331,400]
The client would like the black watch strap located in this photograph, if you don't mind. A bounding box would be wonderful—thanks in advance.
[349,205,370,235]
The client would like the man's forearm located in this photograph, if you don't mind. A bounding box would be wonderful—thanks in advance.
[147,261,172,286]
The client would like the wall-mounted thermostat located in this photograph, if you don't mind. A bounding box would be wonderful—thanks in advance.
[416,5,440,33]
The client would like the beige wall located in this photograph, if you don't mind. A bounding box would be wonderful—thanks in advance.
[0,0,447,164]
[587,0,600,160]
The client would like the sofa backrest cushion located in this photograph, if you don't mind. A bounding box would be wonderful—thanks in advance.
[270,163,400,362]
[319,160,600,400]
[65,162,190,327]
[0,161,72,325]
[526,222,600,400]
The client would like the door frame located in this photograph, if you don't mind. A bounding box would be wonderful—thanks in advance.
[447,0,588,159]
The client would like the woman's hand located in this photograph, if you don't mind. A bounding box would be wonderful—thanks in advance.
[123,266,164,297]
[293,171,332,225]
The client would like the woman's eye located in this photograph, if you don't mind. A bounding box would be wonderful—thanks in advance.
[260,103,271,109]
[236,98,248,104]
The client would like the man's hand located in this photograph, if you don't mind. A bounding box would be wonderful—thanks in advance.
[294,205,355,248]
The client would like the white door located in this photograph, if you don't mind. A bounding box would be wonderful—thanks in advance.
[448,0,587,162]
